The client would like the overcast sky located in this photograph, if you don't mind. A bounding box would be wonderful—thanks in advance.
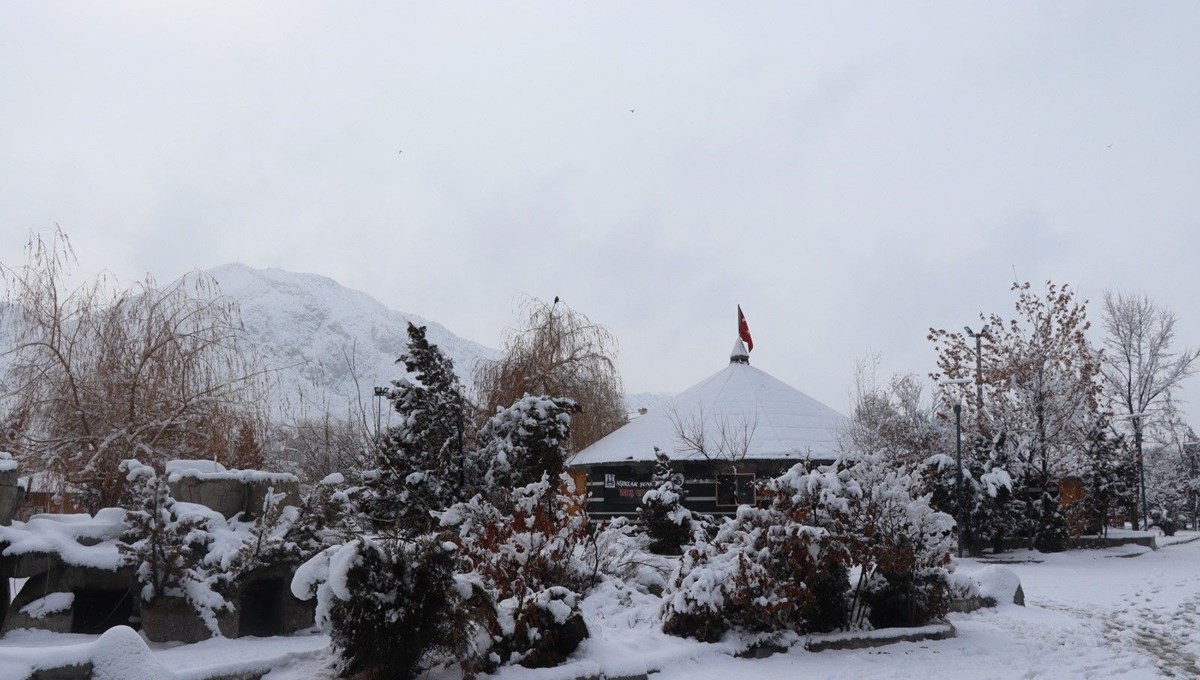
[3,2,1200,425]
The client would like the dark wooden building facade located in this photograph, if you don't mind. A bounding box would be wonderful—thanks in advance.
[569,340,848,520]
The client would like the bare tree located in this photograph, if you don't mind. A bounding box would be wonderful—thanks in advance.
[0,229,274,510]
[273,343,378,484]
[841,357,947,467]
[474,296,626,450]
[666,403,759,468]
[1101,291,1199,424]
[278,408,372,484]
[1100,291,1199,528]
[666,403,760,506]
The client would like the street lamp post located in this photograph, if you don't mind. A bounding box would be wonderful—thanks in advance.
[373,386,390,440]
[954,401,964,557]
[964,325,989,413]
[940,377,973,557]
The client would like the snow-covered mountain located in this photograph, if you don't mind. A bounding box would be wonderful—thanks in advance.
[1,264,661,426]
[203,263,501,421]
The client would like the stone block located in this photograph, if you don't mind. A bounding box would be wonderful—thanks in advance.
[141,595,234,643]
[29,663,92,680]
[4,573,74,635]
[0,468,21,526]
[170,477,247,519]
[243,480,301,520]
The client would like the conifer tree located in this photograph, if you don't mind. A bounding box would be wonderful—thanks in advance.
[365,323,472,533]
[329,324,478,678]
[638,448,692,554]
[1079,418,1132,537]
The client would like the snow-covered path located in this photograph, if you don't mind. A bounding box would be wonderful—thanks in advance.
[531,535,1200,680]
[1008,536,1200,679]
[669,536,1200,680]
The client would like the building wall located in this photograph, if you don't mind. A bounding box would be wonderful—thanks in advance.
[574,458,815,519]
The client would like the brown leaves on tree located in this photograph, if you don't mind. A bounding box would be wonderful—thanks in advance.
[929,281,1102,479]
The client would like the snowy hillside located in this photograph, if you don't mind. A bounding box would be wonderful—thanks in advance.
[202,263,501,421]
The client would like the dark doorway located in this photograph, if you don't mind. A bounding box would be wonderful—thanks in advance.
[71,589,135,634]
[239,579,283,637]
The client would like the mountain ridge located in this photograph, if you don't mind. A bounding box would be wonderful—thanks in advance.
[200,263,501,421]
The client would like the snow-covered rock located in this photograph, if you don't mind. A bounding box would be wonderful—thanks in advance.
[20,592,75,620]
[89,626,172,680]
[972,565,1025,606]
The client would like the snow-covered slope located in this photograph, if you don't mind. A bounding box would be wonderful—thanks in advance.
[202,263,501,420]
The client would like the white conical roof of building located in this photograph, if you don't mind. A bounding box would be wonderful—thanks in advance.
[570,351,848,466]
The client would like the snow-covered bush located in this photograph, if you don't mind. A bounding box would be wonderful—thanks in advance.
[837,459,957,627]
[425,391,593,669]
[475,394,580,488]
[661,504,839,642]
[919,433,1016,554]
[661,457,958,641]
[581,516,674,594]
[443,473,590,669]
[224,472,353,585]
[321,535,472,679]
[1150,507,1178,536]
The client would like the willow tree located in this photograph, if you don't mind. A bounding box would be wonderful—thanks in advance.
[0,229,273,510]
[475,297,626,451]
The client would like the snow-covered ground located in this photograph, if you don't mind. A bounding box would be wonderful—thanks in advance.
[4,533,1200,679]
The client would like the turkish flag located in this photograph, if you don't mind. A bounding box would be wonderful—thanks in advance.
[738,305,754,352]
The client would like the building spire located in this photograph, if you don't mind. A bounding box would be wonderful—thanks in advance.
[730,337,750,364]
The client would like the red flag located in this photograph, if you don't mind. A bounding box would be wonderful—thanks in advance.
[738,305,754,352]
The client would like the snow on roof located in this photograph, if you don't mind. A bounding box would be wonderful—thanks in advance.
[0,452,16,473]
[0,511,126,570]
[166,460,228,475]
[570,355,848,466]
[165,460,297,485]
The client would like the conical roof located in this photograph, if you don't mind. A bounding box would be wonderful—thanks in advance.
[570,348,848,466]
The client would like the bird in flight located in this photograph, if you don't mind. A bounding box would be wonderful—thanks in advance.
[629,109,635,113]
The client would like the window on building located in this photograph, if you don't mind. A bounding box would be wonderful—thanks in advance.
[715,472,756,507]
